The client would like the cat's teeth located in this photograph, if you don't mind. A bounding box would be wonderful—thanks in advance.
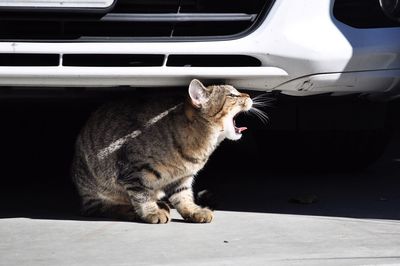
[233,113,247,134]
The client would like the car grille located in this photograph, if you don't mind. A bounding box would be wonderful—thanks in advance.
[0,0,274,41]
[0,53,262,67]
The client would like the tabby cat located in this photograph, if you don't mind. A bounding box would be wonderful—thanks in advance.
[71,79,253,223]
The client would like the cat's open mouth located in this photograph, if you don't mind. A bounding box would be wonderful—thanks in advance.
[233,113,247,135]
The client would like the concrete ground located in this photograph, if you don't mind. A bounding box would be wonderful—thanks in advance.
[0,98,400,265]
[1,211,400,266]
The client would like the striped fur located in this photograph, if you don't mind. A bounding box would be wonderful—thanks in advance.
[71,79,252,223]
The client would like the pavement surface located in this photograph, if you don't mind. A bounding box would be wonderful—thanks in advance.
[0,98,400,265]
[1,212,400,266]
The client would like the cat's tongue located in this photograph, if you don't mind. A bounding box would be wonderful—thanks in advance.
[236,127,247,133]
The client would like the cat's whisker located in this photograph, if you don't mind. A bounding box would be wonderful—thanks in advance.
[248,107,270,125]
[252,97,275,102]
[249,110,265,125]
[251,95,276,108]
[254,111,269,125]
[252,100,273,108]
[252,94,275,102]
[250,94,274,123]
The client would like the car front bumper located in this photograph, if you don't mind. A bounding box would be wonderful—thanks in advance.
[0,0,399,97]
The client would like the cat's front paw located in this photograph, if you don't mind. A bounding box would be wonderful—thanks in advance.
[183,208,213,223]
[141,208,170,224]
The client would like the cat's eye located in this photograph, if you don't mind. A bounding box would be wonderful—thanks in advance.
[227,93,240,98]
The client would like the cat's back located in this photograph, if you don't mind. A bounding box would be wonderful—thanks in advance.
[78,96,182,153]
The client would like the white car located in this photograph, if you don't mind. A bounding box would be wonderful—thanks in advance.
[0,0,399,98]
[0,0,399,168]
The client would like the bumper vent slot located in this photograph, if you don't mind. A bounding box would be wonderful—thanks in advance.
[0,53,261,67]
[334,0,400,28]
[0,53,59,66]
[167,55,261,67]
[63,54,165,67]
[0,0,274,41]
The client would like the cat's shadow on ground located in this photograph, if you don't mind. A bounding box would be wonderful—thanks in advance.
[1,138,400,222]
[1,99,400,222]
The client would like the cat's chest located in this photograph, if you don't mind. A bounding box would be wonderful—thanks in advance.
[156,159,207,184]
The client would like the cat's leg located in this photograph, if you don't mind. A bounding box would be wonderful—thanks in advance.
[127,187,170,224]
[168,177,213,223]
[118,176,170,224]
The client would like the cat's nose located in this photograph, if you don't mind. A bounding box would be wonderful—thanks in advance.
[248,97,253,106]
[244,97,253,110]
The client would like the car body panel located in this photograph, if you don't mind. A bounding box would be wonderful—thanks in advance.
[0,0,399,98]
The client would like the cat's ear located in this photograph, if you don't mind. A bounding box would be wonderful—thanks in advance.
[188,79,209,108]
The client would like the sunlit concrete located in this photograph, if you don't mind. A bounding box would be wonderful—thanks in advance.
[1,210,400,266]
